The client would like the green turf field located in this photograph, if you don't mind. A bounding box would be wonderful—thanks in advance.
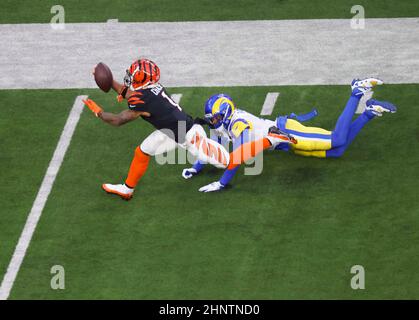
[1,84,418,299]
[1,0,419,301]
[2,0,419,23]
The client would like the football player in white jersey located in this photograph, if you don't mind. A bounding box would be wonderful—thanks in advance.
[182,78,397,192]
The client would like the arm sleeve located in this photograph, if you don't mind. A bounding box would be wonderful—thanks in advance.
[219,129,250,186]
[192,160,205,172]
[127,92,147,111]
[210,129,222,143]
[192,129,223,172]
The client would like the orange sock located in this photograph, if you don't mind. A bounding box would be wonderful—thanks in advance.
[227,138,272,170]
[125,147,150,188]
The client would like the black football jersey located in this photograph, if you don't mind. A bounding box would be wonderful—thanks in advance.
[127,84,194,143]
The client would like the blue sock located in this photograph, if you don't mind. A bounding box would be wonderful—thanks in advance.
[192,160,205,172]
[220,166,240,186]
[331,94,361,148]
[326,111,374,158]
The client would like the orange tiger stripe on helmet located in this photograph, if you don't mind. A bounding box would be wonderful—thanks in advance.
[145,60,152,85]
[139,60,147,84]
[128,59,161,90]
[148,62,154,79]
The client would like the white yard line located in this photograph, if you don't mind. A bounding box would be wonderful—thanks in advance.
[356,91,373,114]
[170,93,183,105]
[0,95,87,300]
[260,92,280,115]
[1,18,419,89]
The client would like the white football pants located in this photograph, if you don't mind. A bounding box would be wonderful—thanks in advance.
[140,124,229,169]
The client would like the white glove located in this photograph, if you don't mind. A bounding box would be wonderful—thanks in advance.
[182,168,198,179]
[199,181,225,193]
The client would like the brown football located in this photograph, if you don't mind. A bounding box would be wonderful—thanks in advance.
[94,62,113,92]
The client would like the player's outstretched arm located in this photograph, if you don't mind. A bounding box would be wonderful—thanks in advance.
[83,99,142,126]
[111,80,135,100]
[99,109,142,127]
[111,79,125,94]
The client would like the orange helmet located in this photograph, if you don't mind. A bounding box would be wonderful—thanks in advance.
[124,58,160,90]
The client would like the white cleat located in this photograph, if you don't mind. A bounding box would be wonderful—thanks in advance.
[102,183,134,200]
[365,99,397,117]
[351,78,384,96]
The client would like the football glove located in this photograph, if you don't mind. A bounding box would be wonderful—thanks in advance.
[182,168,198,179]
[193,117,213,127]
[199,181,225,193]
[83,99,103,117]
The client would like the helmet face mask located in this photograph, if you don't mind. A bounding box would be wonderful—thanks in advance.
[206,113,224,129]
[204,94,235,130]
[123,69,132,88]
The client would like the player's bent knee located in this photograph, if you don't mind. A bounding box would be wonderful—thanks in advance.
[138,146,151,157]
[331,131,347,148]
[326,147,345,158]
[139,141,156,156]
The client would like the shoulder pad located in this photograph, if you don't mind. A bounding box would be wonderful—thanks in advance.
[230,119,251,138]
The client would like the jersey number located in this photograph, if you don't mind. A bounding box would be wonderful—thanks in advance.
[162,92,182,111]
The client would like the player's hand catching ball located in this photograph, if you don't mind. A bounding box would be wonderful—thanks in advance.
[83,99,103,117]
[199,181,225,192]
[182,168,198,179]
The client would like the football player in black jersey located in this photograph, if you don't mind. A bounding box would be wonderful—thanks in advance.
[83,59,231,200]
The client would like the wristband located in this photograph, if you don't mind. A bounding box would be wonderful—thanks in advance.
[117,86,129,102]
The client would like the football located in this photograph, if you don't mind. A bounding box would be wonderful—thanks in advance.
[94,62,113,92]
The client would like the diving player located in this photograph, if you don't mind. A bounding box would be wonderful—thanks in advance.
[83,58,231,200]
[84,58,291,200]
[182,78,397,192]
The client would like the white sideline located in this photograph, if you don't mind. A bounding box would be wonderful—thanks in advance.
[1,18,419,89]
[356,91,373,114]
[0,95,87,300]
[170,94,183,105]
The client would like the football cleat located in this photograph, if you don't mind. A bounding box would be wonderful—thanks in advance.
[351,78,383,96]
[266,126,298,147]
[102,183,134,200]
[365,99,397,117]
